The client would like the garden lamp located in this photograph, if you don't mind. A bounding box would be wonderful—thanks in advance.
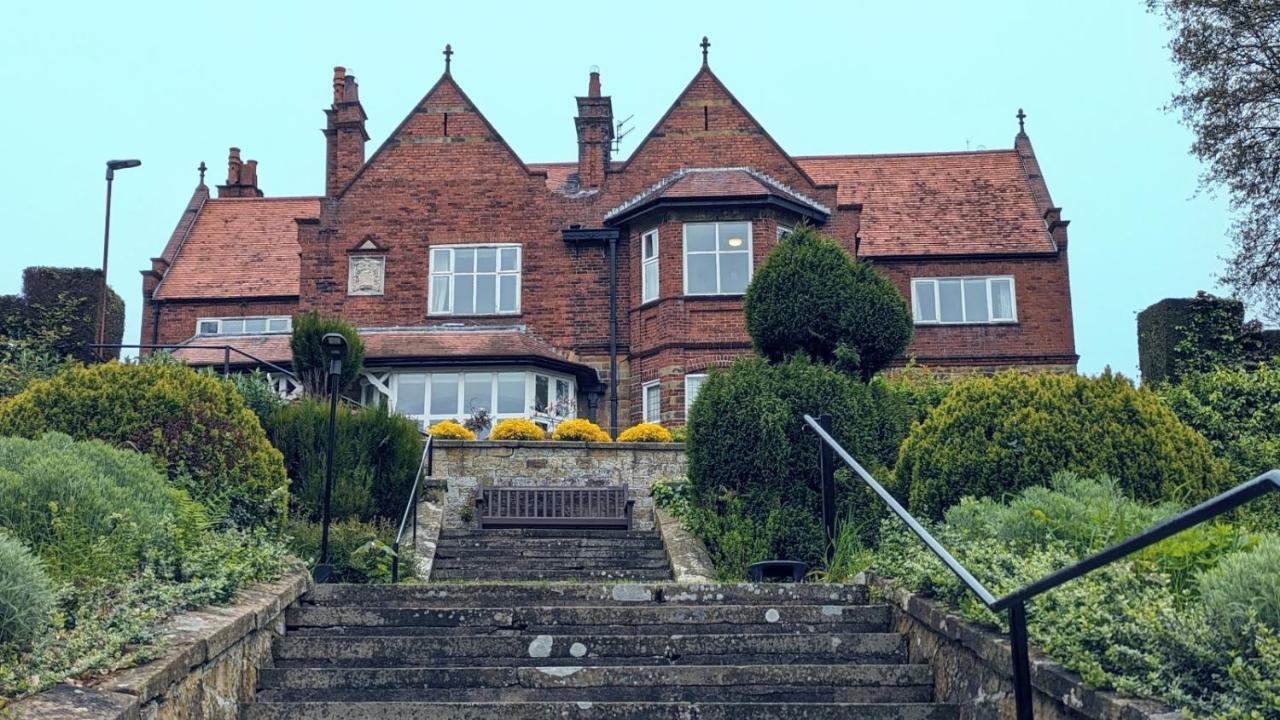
[314,332,348,583]
[98,159,141,358]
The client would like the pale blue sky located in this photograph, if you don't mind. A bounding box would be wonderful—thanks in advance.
[0,1,1235,376]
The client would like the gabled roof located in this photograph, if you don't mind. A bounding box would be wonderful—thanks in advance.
[154,197,319,300]
[603,167,831,224]
[797,150,1057,257]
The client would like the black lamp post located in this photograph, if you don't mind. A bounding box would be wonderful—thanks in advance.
[98,159,141,359]
[314,332,349,583]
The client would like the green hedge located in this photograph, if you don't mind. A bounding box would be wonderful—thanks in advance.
[0,361,288,528]
[0,267,125,362]
[265,399,422,522]
[1137,292,1273,384]
[894,370,1228,519]
[290,311,365,397]
[744,226,912,379]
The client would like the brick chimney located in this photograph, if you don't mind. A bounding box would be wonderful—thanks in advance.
[217,147,264,198]
[325,66,369,196]
[574,68,614,191]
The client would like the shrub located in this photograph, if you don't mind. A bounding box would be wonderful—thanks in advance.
[1198,536,1280,644]
[265,400,422,522]
[894,370,1228,519]
[0,267,125,363]
[668,426,687,443]
[744,226,912,380]
[284,517,409,583]
[0,434,206,583]
[490,418,545,441]
[220,369,285,427]
[428,419,476,440]
[1156,361,1280,530]
[0,361,288,528]
[618,422,674,443]
[0,343,77,399]
[0,530,53,651]
[551,418,610,442]
[290,311,365,397]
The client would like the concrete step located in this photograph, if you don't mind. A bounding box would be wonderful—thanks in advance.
[430,568,673,582]
[272,632,908,666]
[303,582,870,608]
[258,663,933,704]
[245,700,959,719]
[285,604,891,633]
[433,547,668,560]
[442,529,660,540]
[429,559,672,572]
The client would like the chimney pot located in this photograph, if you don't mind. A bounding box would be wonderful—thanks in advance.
[226,147,242,185]
[588,69,601,98]
[333,66,346,104]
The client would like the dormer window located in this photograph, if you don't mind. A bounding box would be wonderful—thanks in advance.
[196,316,291,336]
[429,245,521,315]
[683,221,752,295]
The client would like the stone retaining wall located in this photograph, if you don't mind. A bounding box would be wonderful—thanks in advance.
[433,440,687,529]
[8,568,312,720]
[877,580,1182,720]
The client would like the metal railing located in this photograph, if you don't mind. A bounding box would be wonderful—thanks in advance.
[91,342,298,378]
[804,413,1280,720]
[391,434,434,583]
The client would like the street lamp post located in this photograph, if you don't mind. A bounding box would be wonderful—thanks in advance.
[314,332,349,583]
[99,159,141,359]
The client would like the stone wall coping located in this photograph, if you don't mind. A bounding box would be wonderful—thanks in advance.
[655,507,716,583]
[433,439,684,451]
[7,567,312,720]
[872,576,1184,720]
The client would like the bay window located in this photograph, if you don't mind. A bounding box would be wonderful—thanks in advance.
[373,369,576,433]
[912,276,1016,324]
[429,245,521,315]
[683,221,752,295]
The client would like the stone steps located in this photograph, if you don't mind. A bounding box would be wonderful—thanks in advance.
[304,582,870,607]
[245,700,958,719]
[429,527,673,582]
[430,567,673,582]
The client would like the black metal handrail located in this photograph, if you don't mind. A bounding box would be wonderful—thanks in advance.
[391,434,434,583]
[804,412,1280,720]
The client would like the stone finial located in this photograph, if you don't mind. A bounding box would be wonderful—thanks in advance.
[443,44,453,74]
[700,36,710,66]
[1017,108,1027,135]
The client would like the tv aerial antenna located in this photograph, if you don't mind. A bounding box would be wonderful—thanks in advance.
[613,114,634,154]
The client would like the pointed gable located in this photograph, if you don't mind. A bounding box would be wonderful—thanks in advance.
[618,66,823,194]
[340,72,532,194]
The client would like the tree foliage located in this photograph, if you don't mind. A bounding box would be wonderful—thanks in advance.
[744,226,912,380]
[289,311,365,397]
[1150,0,1280,320]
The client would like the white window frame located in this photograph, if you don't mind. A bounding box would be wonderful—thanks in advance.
[641,228,659,303]
[195,315,292,336]
[642,380,661,423]
[682,221,754,296]
[428,244,522,316]
[911,276,1017,325]
[776,224,793,241]
[373,368,575,433]
[684,373,707,416]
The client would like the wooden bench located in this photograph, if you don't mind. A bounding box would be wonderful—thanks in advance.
[476,486,634,530]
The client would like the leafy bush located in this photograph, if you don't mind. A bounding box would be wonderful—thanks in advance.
[894,370,1227,519]
[0,434,207,582]
[668,425,687,443]
[1156,361,1280,530]
[744,226,912,380]
[0,530,53,651]
[284,517,409,583]
[1198,536,1280,645]
[490,418,545,441]
[428,419,476,440]
[221,369,285,426]
[551,418,610,442]
[872,476,1278,716]
[0,361,288,528]
[0,343,77,399]
[290,311,365,397]
[618,422,674,443]
[686,356,898,570]
[265,400,422,522]
[0,266,125,363]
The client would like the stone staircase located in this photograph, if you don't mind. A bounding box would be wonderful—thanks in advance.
[246,581,958,719]
[430,528,673,581]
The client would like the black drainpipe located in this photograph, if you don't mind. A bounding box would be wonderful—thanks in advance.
[608,233,619,437]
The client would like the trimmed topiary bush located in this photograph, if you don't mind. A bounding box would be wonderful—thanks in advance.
[617,422,674,443]
[490,418,545,441]
[744,226,912,380]
[290,311,366,397]
[265,400,422,522]
[0,529,54,651]
[551,418,610,442]
[0,361,288,528]
[428,419,476,440]
[894,370,1229,519]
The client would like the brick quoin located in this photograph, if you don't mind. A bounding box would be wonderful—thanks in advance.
[142,43,1076,426]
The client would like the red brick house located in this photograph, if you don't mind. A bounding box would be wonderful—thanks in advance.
[142,42,1076,434]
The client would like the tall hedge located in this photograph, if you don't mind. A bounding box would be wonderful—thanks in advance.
[265,399,422,522]
[744,226,912,380]
[290,311,365,397]
[0,361,288,528]
[0,267,124,362]
[893,370,1228,519]
[686,355,893,569]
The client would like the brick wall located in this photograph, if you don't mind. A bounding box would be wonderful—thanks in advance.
[149,298,299,346]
